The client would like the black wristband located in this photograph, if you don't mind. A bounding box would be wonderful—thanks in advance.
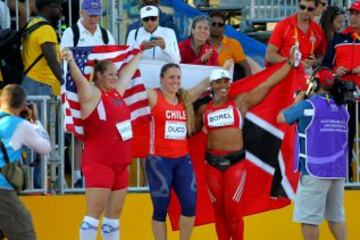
[287,59,295,68]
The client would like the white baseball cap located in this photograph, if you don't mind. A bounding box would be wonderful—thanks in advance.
[210,69,231,82]
[140,5,159,19]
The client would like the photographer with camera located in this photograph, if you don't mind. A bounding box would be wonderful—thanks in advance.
[0,84,51,239]
[277,68,348,240]
[322,1,360,182]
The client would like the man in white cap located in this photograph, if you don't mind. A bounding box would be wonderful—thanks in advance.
[126,5,180,63]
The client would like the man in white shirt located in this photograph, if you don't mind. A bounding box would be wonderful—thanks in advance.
[126,5,180,63]
[60,0,115,48]
[60,0,115,189]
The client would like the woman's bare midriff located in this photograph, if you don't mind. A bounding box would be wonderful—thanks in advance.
[207,128,243,151]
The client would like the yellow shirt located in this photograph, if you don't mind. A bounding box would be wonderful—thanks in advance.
[22,17,60,95]
[214,36,246,66]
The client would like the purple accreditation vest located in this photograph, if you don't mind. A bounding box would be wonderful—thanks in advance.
[301,96,349,179]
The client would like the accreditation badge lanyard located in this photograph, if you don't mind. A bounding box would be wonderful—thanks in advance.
[294,27,316,55]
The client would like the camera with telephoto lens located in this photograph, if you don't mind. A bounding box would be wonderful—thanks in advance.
[331,78,360,104]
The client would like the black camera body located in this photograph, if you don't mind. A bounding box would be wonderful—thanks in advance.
[19,104,33,120]
[331,78,359,104]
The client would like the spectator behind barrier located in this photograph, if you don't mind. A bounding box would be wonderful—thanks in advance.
[266,0,327,91]
[0,84,51,240]
[178,15,219,66]
[320,6,345,44]
[21,0,63,97]
[209,11,252,80]
[60,0,115,189]
[322,0,360,182]
[126,5,181,63]
[126,0,181,42]
[277,68,348,240]
[61,0,115,49]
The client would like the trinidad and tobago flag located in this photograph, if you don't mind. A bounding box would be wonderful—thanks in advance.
[167,62,300,229]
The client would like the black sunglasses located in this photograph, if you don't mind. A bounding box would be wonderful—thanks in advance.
[142,16,158,22]
[319,1,327,6]
[299,4,315,12]
[212,22,225,27]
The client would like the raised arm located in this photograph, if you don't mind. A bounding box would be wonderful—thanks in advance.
[61,49,99,105]
[236,45,298,114]
[116,51,143,96]
[146,88,158,108]
[187,77,210,103]
[235,61,293,114]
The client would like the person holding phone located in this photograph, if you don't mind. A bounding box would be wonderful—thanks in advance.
[126,5,180,63]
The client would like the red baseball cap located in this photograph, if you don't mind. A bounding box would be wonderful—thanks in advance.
[316,69,335,88]
[349,1,360,12]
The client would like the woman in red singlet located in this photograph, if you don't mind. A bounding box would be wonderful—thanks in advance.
[145,63,209,240]
[199,50,296,240]
[62,49,142,240]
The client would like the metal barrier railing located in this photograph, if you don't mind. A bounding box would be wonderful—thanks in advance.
[20,96,64,195]
[5,0,360,195]
[351,101,360,185]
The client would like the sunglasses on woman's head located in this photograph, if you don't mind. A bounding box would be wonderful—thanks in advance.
[212,22,225,27]
[142,16,158,22]
[299,4,315,12]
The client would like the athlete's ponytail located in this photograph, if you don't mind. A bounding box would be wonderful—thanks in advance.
[177,88,195,136]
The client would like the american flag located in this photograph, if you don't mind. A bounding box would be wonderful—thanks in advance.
[61,45,150,139]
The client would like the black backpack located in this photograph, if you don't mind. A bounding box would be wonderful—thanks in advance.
[0,20,50,88]
[71,24,109,47]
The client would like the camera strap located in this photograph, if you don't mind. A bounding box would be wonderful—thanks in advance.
[0,138,10,165]
[0,114,11,165]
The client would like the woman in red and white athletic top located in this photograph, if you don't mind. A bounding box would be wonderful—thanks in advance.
[199,51,296,240]
[62,49,142,240]
[145,63,209,240]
